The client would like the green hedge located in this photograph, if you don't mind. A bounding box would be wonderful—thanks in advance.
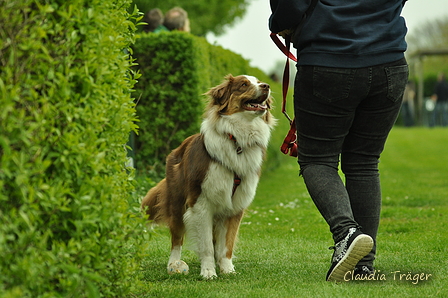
[0,1,147,297]
[132,32,270,174]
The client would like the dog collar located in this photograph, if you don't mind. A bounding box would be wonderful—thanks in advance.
[228,134,243,154]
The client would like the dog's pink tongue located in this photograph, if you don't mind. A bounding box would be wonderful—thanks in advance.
[245,103,267,111]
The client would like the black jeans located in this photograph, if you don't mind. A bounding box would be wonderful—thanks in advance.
[294,58,408,265]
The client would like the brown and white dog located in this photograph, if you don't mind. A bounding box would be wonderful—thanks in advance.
[141,74,275,279]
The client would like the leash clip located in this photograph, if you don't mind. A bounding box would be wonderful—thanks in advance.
[280,119,298,157]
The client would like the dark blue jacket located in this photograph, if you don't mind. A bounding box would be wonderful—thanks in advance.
[269,0,407,68]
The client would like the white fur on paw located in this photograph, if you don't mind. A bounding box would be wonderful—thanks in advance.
[167,260,189,275]
[200,268,217,279]
[219,259,236,274]
[220,266,236,274]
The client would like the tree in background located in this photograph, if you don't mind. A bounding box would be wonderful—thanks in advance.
[132,0,251,36]
[406,17,448,51]
[402,16,448,125]
[406,16,448,80]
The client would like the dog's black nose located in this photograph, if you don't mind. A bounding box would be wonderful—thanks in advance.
[260,83,270,90]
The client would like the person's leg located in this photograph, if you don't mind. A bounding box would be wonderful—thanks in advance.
[294,64,376,281]
[401,102,413,127]
[342,59,408,268]
[294,65,369,242]
[294,59,408,280]
[429,101,437,127]
[441,101,448,126]
[434,102,442,126]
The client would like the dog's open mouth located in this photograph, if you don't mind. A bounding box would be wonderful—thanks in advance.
[243,95,269,111]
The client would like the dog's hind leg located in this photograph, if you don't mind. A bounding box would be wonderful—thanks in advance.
[167,218,189,275]
[215,211,244,274]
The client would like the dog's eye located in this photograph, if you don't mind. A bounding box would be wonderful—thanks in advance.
[242,83,247,87]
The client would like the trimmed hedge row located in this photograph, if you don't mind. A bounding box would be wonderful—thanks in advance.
[0,1,147,297]
[132,32,269,174]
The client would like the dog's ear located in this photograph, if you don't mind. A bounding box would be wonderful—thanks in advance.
[205,74,234,106]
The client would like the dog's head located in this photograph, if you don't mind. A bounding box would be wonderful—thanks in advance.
[205,74,273,122]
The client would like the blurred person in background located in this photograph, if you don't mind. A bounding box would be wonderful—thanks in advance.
[401,80,415,127]
[143,8,169,33]
[430,72,448,127]
[164,7,190,33]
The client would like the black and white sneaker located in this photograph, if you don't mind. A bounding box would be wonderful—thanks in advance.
[353,265,375,277]
[326,228,374,282]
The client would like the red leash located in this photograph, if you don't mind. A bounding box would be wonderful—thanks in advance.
[270,33,297,63]
[270,33,298,157]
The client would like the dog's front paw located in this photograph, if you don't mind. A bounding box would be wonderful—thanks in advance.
[167,260,189,275]
[200,267,217,279]
[219,258,236,274]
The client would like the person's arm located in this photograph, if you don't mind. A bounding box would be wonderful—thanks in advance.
[269,0,311,34]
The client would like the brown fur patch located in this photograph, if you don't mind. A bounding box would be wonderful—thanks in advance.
[141,133,211,229]
[224,211,244,259]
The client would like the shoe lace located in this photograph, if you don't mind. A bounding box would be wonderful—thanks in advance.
[328,228,357,262]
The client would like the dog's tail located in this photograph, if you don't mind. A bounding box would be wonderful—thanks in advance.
[141,178,166,223]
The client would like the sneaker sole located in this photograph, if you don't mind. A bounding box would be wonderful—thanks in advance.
[326,234,374,282]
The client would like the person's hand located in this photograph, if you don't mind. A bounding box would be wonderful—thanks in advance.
[278,29,294,39]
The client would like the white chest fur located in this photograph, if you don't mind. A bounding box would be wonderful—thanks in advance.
[198,112,272,214]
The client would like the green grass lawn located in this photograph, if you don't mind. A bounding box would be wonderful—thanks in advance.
[130,127,448,297]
